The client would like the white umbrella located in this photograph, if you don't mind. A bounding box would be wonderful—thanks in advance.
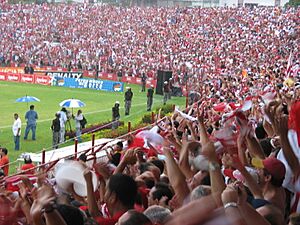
[16,95,40,107]
[59,99,86,108]
[59,99,86,131]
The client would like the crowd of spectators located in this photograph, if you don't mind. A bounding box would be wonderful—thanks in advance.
[0,4,299,84]
[0,2,300,225]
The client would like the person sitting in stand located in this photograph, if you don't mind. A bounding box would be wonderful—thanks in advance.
[21,155,35,175]
[0,147,9,176]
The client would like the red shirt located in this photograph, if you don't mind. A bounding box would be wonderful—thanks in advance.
[0,155,9,176]
[21,163,35,174]
[95,211,125,225]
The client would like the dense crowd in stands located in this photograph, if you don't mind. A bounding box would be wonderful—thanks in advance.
[0,2,300,225]
[0,4,299,83]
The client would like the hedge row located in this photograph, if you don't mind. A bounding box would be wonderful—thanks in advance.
[81,104,174,141]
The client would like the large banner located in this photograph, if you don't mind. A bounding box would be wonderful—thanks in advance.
[53,77,124,92]
[46,71,83,79]
[0,72,51,85]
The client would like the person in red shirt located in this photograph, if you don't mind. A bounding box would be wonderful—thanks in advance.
[21,155,35,175]
[0,147,9,176]
[84,172,137,225]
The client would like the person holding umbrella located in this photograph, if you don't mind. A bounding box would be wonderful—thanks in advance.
[24,105,38,141]
[59,108,68,143]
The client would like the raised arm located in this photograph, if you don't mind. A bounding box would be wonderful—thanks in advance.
[202,142,226,206]
[179,140,199,179]
[84,169,101,217]
[163,147,190,205]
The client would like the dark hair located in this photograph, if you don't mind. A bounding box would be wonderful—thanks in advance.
[108,174,137,208]
[150,160,164,175]
[24,157,32,164]
[116,141,123,149]
[1,148,8,155]
[259,139,273,157]
[120,210,152,225]
[111,152,121,166]
[263,169,283,187]
[172,121,179,128]
[255,123,267,140]
[151,182,173,204]
[56,204,84,225]
[144,178,155,189]
[139,162,153,174]
[78,153,87,162]
[30,105,34,110]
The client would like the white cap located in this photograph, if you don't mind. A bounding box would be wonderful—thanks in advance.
[126,86,130,89]
[164,81,168,84]
[115,101,120,104]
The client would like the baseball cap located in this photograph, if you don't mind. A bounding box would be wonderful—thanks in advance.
[252,157,286,182]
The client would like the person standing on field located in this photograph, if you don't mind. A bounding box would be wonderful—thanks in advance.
[74,109,83,143]
[112,101,120,129]
[24,105,38,141]
[51,112,60,149]
[12,113,21,151]
[59,107,68,143]
[124,87,133,116]
[147,85,154,111]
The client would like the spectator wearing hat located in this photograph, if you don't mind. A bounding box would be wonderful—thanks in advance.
[124,87,133,116]
[235,156,287,214]
[21,155,35,175]
[51,112,61,149]
[0,148,9,176]
[163,81,170,105]
[147,85,154,111]
[112,101,120,129]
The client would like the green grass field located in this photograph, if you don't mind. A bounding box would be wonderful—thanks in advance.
[0,81,185,173]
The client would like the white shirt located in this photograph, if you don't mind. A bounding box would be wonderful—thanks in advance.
[12,117,21,136]
[75,113,83,129]
[59,111,67,128]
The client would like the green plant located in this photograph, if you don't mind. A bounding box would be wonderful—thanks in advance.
[82,122,148,140]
